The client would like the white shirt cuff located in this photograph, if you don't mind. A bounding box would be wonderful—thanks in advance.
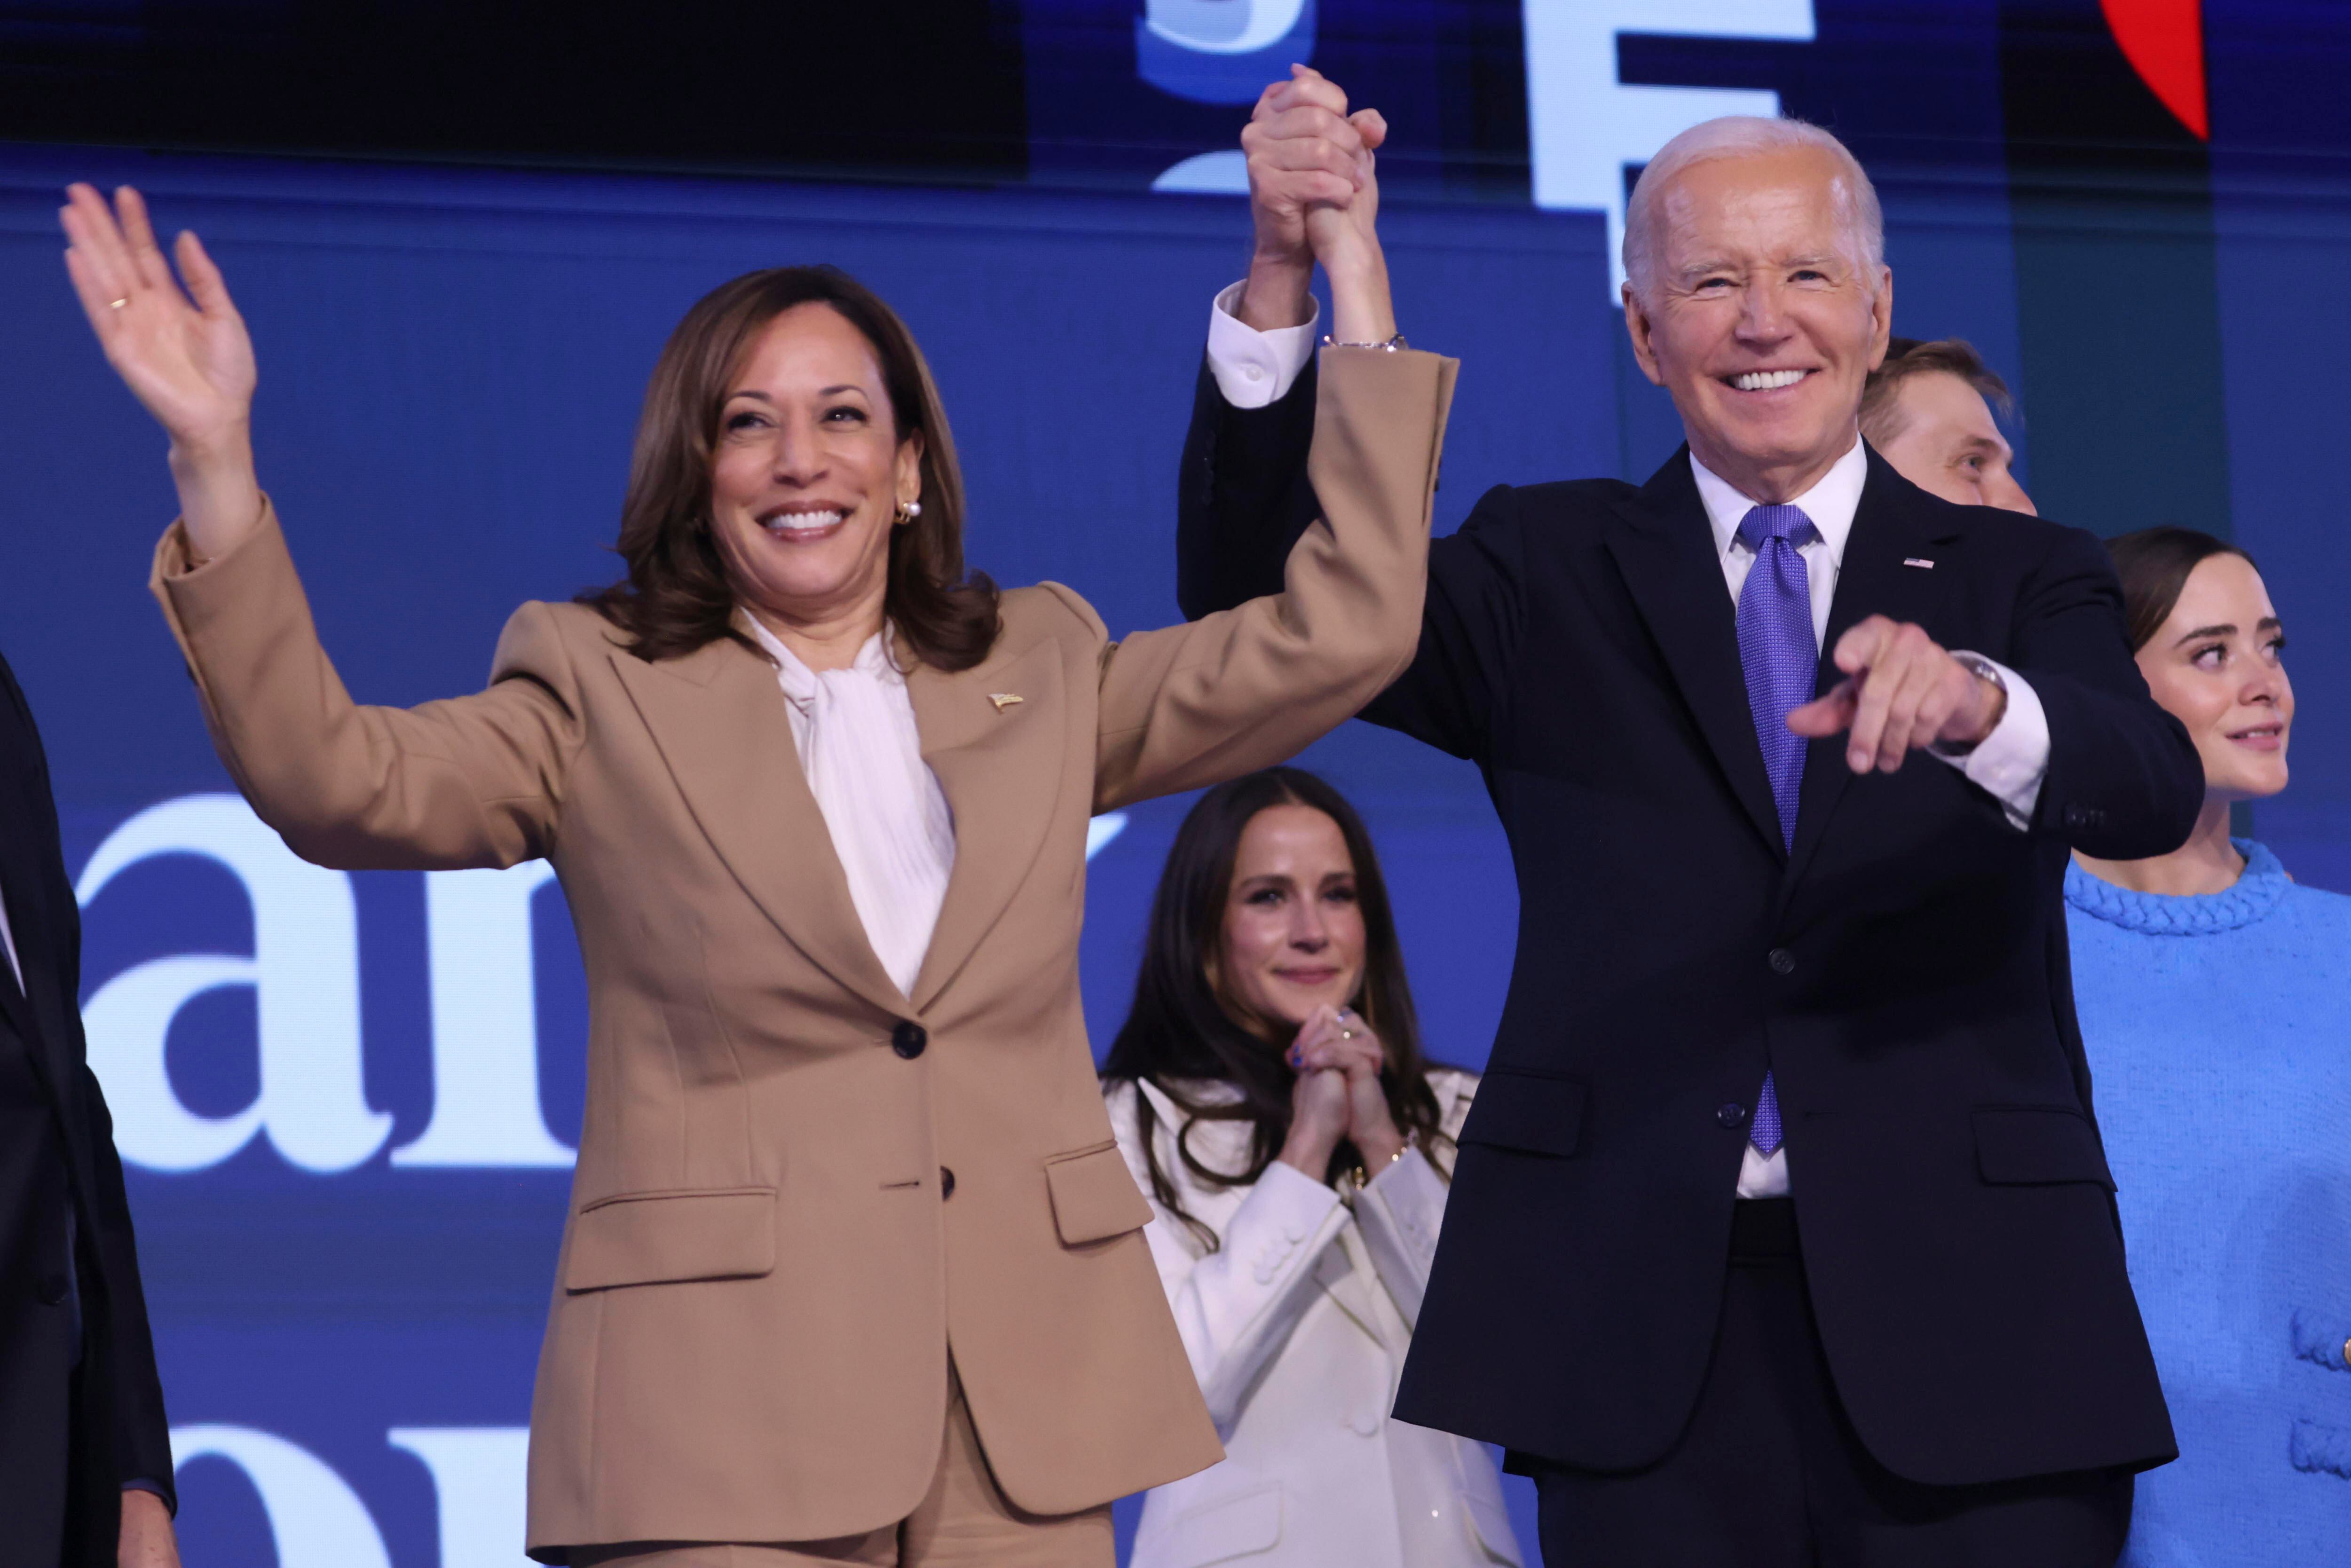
[1929,655,2048,830]
[1207,280,1319,410]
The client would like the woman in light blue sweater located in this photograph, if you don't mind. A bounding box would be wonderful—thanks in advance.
[2067,527,2351,1565]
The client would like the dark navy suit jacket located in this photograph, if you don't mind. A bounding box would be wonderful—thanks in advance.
[0,648,173,1566]
[1176,356,2200,1485]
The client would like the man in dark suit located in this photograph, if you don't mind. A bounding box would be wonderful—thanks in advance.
[0,649,178,1567]
[1181,73,2201,1565]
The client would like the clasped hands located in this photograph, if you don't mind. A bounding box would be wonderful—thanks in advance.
[1277,1004,1407,1183]
[1236,65,1393,343]
[1788,615,2006,773]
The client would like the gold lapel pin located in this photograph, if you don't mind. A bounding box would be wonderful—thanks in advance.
[988,692,1024,712]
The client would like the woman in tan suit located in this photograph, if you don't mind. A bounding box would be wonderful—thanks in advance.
[59,173,1450,1567]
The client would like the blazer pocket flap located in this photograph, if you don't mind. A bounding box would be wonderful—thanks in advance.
[1045,1141,1152,1245]
[564,1186,778,1292]
[1972,1108,2114,1189]
[1168,1483,1283,1565]
[1459,1070,1586,1158]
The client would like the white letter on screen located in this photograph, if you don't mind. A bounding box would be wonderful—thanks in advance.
[394,862,575,1167]
[1522,0,1816,296]
[171,1424,392,1568]
[388,1427,534,1568]
[78,794,389,1173]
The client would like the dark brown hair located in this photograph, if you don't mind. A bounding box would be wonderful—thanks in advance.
[1100,768,1450,1250]
[1859,336,2013,447]
[581,266,999,668]
[2106,526,2259,652]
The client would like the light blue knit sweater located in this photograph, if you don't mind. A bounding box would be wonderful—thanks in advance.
[2066,841,2351,1566]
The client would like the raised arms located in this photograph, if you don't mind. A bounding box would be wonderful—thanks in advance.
[65,183,584,872]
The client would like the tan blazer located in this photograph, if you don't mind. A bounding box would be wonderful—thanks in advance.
[148,347,1456,1557]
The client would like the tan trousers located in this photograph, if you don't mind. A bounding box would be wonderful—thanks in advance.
[567,1371,1114,1568]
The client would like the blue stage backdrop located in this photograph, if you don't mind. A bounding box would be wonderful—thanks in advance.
[2,4,2351,1565]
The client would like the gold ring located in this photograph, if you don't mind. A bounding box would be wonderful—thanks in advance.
[108,298,128,310]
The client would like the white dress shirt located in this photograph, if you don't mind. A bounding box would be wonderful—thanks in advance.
[742,616,955,999]
[1207,281,1322,409]
[1204,289,2054,1200]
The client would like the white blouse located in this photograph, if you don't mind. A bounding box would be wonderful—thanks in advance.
[742,615,955,998]
[1104,1069,1521,1568]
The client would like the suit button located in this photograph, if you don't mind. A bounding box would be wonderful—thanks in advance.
[1717,1103,1749,1130]
[2342,1335,2350,1370]
[38,1274,68,1305]
[1767,948,1795,976]
[891,1021,928,1059]
[940,1166,956,1200]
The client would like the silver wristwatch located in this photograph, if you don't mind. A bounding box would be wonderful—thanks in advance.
[1936,651,2007,757]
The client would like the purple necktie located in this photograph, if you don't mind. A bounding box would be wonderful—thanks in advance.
[1735,504,1818,1159]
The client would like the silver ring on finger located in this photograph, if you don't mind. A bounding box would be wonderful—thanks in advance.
[109,298,127,310]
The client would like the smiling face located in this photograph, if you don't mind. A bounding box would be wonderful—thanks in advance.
[2136,553,2292,804]
[1625,145,1892,501]
[1215,804,1367,1035]
[1873,370,2035,514]
[707,301,922,638]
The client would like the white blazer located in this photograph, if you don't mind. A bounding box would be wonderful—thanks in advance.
[1104,1070,1521,1568]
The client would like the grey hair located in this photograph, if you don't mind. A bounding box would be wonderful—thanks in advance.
[1622,117,1885,306]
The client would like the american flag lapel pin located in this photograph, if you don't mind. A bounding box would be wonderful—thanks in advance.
[1902,558,1935,569]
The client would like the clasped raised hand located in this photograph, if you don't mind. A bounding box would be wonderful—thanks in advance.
[1785,614,2006,773]
[1237,65,1391,339]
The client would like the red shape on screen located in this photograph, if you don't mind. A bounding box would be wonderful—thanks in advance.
[2101,0,2209,139]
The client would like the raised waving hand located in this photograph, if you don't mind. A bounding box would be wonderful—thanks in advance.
[61,182,263,559]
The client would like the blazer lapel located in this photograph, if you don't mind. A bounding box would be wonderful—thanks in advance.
[0,875,40,1046]
[0,714,60,1075]
[1318,1230,1398,1351]
[1604,450,1786,859]
[905,639,1066,1013]
[609,636,907,1019]
[1783,451,1963,886]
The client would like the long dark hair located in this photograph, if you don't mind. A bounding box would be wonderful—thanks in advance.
[1102,768,1448,1249]
[2106,526,2258,652]
[581,265,1000,668]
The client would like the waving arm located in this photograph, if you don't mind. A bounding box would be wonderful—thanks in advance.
[61,184,262,561]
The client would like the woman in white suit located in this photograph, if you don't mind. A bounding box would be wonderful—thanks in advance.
[1101,768,1520,1568]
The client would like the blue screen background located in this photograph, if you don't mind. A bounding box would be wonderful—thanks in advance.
[2,2,2349,1561]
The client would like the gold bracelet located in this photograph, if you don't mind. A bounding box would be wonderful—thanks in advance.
[1349,1145,1408,1189]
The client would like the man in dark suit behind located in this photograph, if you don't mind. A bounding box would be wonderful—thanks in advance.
[1178,71,2201,1565]
[0,648,178,1567]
